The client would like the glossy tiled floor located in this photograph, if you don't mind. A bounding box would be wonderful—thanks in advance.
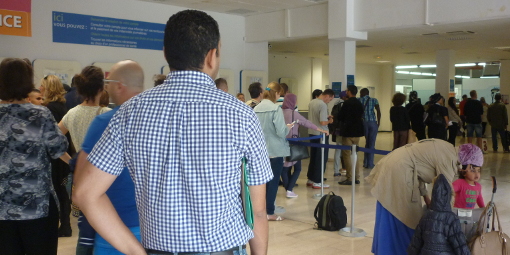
[57,132,510,255]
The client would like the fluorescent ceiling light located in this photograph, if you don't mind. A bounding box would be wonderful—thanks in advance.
[480,76,499,79]
[455,63,476,67]
[376,60,391,63]
[420,65,436,68]
[410,72,422,75]
[421,73,434,76]
[396,71,410,74]
[396,65,418,69]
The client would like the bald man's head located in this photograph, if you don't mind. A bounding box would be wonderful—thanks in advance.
[106,60,144,105]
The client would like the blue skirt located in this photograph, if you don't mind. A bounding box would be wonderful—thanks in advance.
[372,202,415,255]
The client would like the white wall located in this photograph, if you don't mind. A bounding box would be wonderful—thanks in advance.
[0,0,268,91]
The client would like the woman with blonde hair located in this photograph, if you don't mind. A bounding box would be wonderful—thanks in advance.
[40,75,73,236]
[254,82,292,221]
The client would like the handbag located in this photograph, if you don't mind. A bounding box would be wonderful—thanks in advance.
[286,111,310,162]
[469,203,510,255]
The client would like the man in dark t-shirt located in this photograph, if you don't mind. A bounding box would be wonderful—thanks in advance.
[464,90,484,152]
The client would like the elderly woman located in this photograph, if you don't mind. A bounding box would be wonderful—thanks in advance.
[0,58,68,254]
[366,139,468,255]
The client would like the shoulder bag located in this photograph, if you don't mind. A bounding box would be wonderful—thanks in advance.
[286,111,310,162]
[469,203,510,255]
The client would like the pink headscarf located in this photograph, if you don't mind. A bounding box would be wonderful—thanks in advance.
[282,93,297,110]
[458,143,484,167]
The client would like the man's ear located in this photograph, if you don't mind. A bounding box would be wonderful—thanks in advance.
[203,48,219,78]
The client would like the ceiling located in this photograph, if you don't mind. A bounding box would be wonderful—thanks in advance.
[143,0,510,66]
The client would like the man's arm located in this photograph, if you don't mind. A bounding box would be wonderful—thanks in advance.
[375,104,381,127]
[73,153,146,255]
[248,184,268,255]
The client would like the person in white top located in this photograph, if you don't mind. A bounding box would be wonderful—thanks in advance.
[58,66,111,152]
[446,97,462,146]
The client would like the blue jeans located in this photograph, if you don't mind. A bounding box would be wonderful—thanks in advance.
[147,248,248,255]
[282,160,301,192]
[491,127,509,151]
[267,157,283,215]
[94,226,141,255]
[466,123,482,138]
[363,121,378,168]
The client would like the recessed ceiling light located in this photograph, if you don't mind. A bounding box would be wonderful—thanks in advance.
[376,60,391,63]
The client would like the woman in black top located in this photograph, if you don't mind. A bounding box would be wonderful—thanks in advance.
[40,75,73,237]
[390,93,410,150]
[426,93,449,140]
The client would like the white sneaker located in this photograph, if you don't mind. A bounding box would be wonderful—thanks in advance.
[286,191,298,198]
[306,180,314,187]
[312,183,330,189]
[340,169,347,174]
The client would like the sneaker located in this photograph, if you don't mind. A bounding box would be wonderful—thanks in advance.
[338,180,360,185]
[340,169,347,174]
[312,183,330,189]
[275,206,286,214]
[333,173,341,177]
[306,180,314,187]
[286,191,298,198]
[482,151,488,154]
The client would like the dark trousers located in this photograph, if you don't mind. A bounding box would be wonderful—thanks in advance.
[427,124,447,140]
[491,127,509,151]
[282,160,302,192]
[0,197,59,255]
[393,130,408,150]
[412,125,426,140]
[482,122,487,136]
[266,157,284,215]
[448,122,459,146]
[307,135,329,183]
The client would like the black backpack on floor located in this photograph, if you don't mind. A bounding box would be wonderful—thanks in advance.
[314,192,347,231]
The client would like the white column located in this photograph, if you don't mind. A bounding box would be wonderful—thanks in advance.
[435,50,455,98]
[329,40,356,90]
[312,58,323,91]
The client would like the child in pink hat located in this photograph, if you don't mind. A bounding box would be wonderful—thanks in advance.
[453,143,485,209]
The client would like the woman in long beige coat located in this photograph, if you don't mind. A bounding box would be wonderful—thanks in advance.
[365,139,460,255]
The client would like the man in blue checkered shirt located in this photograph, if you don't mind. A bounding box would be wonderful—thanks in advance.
[73,10,273,255]
[358,88,381,169]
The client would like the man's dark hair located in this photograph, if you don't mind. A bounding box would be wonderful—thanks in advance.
[164,10,220,71]
[470,90,477,98]
[322,89,335,97]
[347,85,357,96]
[360,88,369,96]
[153,74,166,87]
[75,65,104,102]
[312,89,323,99]
[495,93,502,101]
[280,83,288,95]
[462,94,468,99]
[215,78,227,88]
[248,82,262,98]
[0,58,34,101]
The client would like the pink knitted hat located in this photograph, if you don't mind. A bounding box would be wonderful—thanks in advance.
[458,144,484,167]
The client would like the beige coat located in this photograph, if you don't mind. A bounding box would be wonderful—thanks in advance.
[365,139,458,229]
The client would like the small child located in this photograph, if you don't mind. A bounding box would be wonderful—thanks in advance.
[453,143,485,209]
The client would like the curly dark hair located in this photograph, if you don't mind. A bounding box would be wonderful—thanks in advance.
[164,10,220,71]
[75,66,104,102]
[392,93,406,106]
[0,58,34,101]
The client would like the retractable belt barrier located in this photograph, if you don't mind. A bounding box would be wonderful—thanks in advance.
[286,135,391,237]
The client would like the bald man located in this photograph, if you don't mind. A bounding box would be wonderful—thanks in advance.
[73,60,144,255]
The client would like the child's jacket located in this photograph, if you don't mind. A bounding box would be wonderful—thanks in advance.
[407,174,471,255]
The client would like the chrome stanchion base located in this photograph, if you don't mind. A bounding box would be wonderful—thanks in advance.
[312,193,324,200]
[339,227,367,237]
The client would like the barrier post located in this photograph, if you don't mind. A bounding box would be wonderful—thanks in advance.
[313,133,326,199]
[339,144,367,237]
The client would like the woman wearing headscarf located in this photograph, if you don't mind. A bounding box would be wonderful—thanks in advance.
[281,93,328,198]
[405,91,426,140]
[365,138,477,255]
[254,82,292,221]
[426,93,449,140]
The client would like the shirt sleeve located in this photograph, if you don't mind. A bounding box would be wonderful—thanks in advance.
[320,103,328,122]
[274,107,290,139]
[87,111,125,176]
[243,111,273,186]
[296,112,318,130]
[477,184,485,208]
[374,98,379,105]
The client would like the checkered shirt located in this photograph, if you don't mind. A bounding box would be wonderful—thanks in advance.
[87,71,273,252]
[359,95,379,122]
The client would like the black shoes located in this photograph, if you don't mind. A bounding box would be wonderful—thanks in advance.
[58,227,72,237]
[338,180,360,185]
